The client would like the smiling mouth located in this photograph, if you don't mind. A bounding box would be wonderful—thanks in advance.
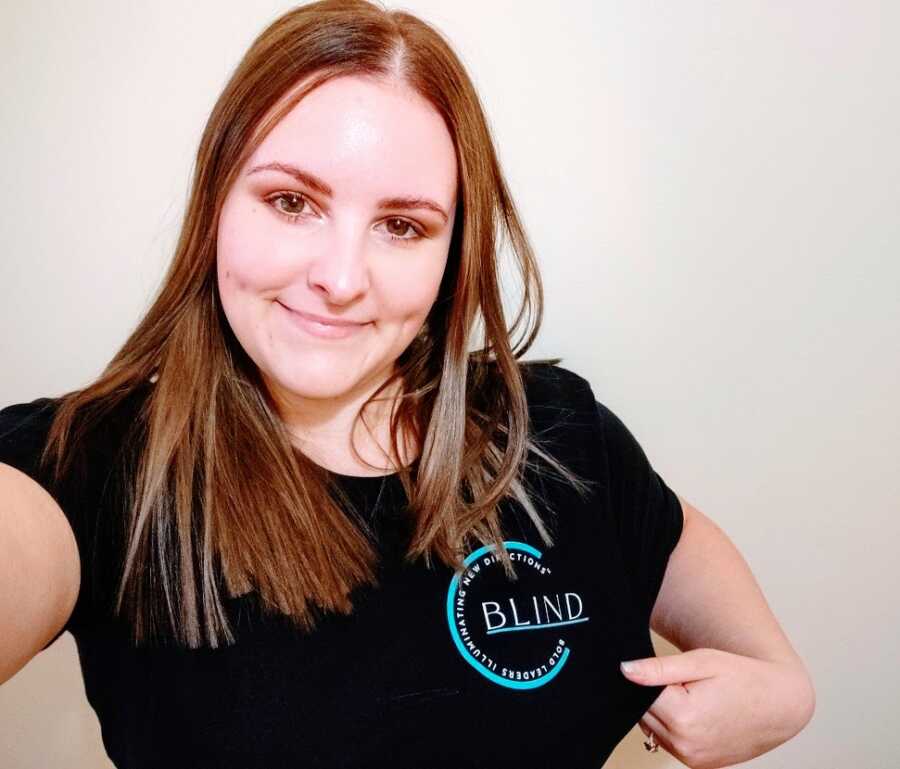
[277,301,371,339]
[276,301,369,327]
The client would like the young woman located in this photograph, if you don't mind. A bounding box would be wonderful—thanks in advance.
[0,1,815,767]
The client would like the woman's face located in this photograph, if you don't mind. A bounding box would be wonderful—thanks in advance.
[216,74,457,416]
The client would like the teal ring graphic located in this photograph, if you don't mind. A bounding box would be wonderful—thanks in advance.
[445,539,571,690]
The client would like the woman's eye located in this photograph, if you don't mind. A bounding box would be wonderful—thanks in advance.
[267,192,309,219]
[265,194,423,244]
[381,217,423,243]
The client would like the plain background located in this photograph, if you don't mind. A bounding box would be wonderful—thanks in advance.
[1,1,898,767]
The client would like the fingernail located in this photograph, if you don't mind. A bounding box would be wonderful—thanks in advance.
[620,660,639,674]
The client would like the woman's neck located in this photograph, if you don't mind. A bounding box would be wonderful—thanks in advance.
[265,370,417,476]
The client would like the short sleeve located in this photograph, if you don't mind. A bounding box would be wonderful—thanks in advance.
[519,361,684,623]
[0,397,84,650]
[593,397,684,622]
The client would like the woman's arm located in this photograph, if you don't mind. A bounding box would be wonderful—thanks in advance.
[0,463,80,685]
[651,494,816,716]
[653,497,809,665]
[616,495,817,767]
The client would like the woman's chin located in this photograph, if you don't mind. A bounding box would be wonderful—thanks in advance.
[262,364,373,404]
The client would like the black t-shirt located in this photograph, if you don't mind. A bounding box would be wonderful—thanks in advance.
[0,363,684,768]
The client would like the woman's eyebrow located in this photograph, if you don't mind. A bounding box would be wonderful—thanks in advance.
[247,162,333,196]
[246,161,449,224]
[377,195,449,224]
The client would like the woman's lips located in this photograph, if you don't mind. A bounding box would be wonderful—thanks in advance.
[277,302,371,340]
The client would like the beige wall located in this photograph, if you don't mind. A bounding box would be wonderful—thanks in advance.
[2,1,897,767]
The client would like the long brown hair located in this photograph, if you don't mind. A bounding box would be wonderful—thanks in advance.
[37,0,593,649]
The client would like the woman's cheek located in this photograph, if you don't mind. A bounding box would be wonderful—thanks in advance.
[219,217,296,292]
[376,250,447,317]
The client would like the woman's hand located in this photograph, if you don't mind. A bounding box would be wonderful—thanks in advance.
[619,648,815,769]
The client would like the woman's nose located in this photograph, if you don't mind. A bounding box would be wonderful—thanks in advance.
[305,230,371,305]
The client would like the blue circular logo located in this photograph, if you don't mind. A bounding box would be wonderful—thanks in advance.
[445,540,589,690]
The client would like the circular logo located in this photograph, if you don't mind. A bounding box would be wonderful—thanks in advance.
[445,540,590,690]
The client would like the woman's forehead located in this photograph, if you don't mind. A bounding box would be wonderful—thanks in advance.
[245,74,458,208]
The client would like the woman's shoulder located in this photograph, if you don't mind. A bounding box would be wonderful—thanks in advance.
[513,360,603,476]
[0,396,64,482]
[519,359,594,399]
[0,396,59,436]
[0,381,153,486]
[518,359,597,427]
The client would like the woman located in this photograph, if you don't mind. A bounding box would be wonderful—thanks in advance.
[0,1,815,767]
